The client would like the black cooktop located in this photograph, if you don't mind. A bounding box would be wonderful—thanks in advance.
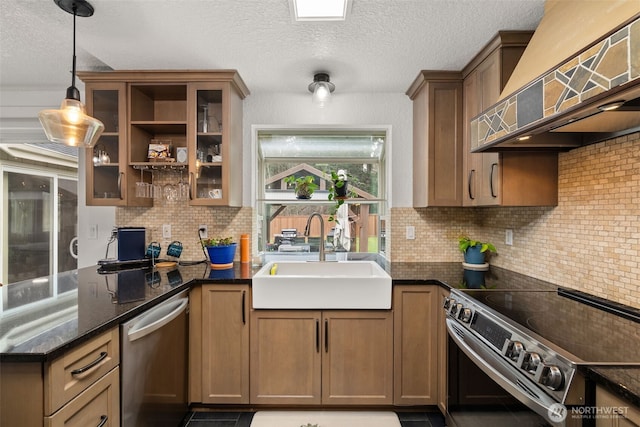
[461,288,640,365]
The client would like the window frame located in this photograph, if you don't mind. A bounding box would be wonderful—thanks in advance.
[251,124,391,257]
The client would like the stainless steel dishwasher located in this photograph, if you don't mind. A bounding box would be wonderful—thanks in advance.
[121,290,189,427]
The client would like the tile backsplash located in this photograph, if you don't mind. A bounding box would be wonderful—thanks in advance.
[117,131,639,308]
[392,131,640,309]
[117,202,253,263]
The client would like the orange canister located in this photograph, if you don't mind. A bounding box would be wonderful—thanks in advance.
[240,234,250,263]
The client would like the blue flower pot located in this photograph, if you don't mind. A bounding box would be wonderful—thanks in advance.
[463,269,486,289]
[464,245,486,264]
[206,243,237,265]
[209,267,235,280]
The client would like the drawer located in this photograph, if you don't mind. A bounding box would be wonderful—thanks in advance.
[46,367,120,427]
[45,328,119,414]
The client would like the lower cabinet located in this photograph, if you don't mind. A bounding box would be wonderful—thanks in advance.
[0,328,120,427]
[45,368,120,427]
[596,385,640,427]
[250,310,393,405]
[189,284,250,404]
[393,285,439,406]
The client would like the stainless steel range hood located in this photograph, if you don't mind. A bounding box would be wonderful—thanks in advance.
[471,0,640,152]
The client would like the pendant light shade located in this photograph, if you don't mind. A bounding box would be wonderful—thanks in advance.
[308,73,335,108]
[38,0,104,148]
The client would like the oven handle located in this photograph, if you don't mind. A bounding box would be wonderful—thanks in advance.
[446,318,566,427]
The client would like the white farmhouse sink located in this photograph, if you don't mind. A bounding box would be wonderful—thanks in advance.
[252,261,392,309]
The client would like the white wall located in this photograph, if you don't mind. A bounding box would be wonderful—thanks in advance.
[242,91,413,208]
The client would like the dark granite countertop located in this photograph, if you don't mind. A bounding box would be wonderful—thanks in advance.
[586,366,640,408]
[0,260,637,407]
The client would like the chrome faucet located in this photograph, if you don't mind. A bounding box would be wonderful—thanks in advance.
[304,212,325,261]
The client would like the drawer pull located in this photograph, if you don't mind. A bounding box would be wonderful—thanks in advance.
[71,351,107,376]
[97,415,108,427]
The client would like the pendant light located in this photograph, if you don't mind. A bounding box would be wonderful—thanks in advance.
[38,0,104,148]
[308,73,335,108]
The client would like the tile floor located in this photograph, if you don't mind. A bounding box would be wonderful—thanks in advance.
[181,411,446,427]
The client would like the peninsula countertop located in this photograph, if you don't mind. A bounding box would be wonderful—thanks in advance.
[1,260,637,408]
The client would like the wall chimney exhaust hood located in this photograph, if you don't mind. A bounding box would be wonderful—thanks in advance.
[471,1,640,152]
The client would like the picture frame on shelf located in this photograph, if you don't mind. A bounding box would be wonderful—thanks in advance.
[148,140,172,161]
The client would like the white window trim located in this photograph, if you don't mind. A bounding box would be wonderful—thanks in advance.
[250,124,392,209]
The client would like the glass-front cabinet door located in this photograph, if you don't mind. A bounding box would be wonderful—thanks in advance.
[188,83,227,205]
[84,82,128,206]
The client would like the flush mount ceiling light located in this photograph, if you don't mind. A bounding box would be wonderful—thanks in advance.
[308,73,335,108]
[290,0,351,21]
[38,0,104,148]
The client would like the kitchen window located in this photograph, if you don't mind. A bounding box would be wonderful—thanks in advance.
[255,128,388,258]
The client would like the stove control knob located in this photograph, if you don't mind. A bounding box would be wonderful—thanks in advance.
[458,307,473,323]
[538,364,564,390]
[452,303,464,317]
[446,299,456,315]
[503,340,524,361]
[519,351,542,374]
[443,297,452,310]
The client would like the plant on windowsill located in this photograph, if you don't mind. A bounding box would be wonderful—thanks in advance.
[327,170,356,223]
[458,235,497,264]
[284,175,319,199]
[201,236,236,267]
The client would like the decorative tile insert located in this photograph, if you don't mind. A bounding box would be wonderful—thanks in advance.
[471,17,640,149]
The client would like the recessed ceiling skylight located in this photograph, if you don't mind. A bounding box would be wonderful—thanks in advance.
[290,0,350,21]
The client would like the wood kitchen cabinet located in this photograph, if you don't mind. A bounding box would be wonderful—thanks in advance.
[437,286,449,414]
[596,385,640,427]
[250,309,393,405]
[78,70,249,207]
[189,284,250,404]
[83,81,145,206]
[1,328,120,427]
[462,32,558,207]
[393,285,438,406]
[407,72,464,207]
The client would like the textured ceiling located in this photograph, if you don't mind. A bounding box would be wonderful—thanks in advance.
[0,0,545,96]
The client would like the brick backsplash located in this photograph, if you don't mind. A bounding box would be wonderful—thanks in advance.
[116,200,254,263]
[392,131,640,309]
[117,131,639,308]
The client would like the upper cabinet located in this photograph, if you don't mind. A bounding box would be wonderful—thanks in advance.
[79,70,249,207]
[83,82,139,206]
[407,33,558,208]
[406,72,464,207]
[462,32,558,207]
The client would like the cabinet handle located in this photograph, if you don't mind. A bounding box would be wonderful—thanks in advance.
[97,415,108,427]
[71,351,107,376]
[315,319,320,353]
[468,169,476,200]
[490,163,498,198]
[324,319,329,353]
[241,291,246,325]
[117,173,124,200]
[188,172,193,200]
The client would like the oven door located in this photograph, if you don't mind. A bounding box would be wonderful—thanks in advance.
[446,318,569,427]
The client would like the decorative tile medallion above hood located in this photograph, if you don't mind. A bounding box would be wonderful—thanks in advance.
[471,7,640,152]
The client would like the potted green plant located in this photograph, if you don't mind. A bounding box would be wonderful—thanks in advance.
[458,236,497,264]
[284,175,318,199]
[201,236,236,267]
[327,170,356,223]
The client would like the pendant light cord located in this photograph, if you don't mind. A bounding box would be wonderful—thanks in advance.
[71,4,77,90]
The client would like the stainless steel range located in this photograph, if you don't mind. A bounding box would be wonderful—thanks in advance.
[444,287,640,427]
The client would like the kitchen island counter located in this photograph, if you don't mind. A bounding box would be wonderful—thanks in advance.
[0,261,460,362]
[1,261,637,408]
